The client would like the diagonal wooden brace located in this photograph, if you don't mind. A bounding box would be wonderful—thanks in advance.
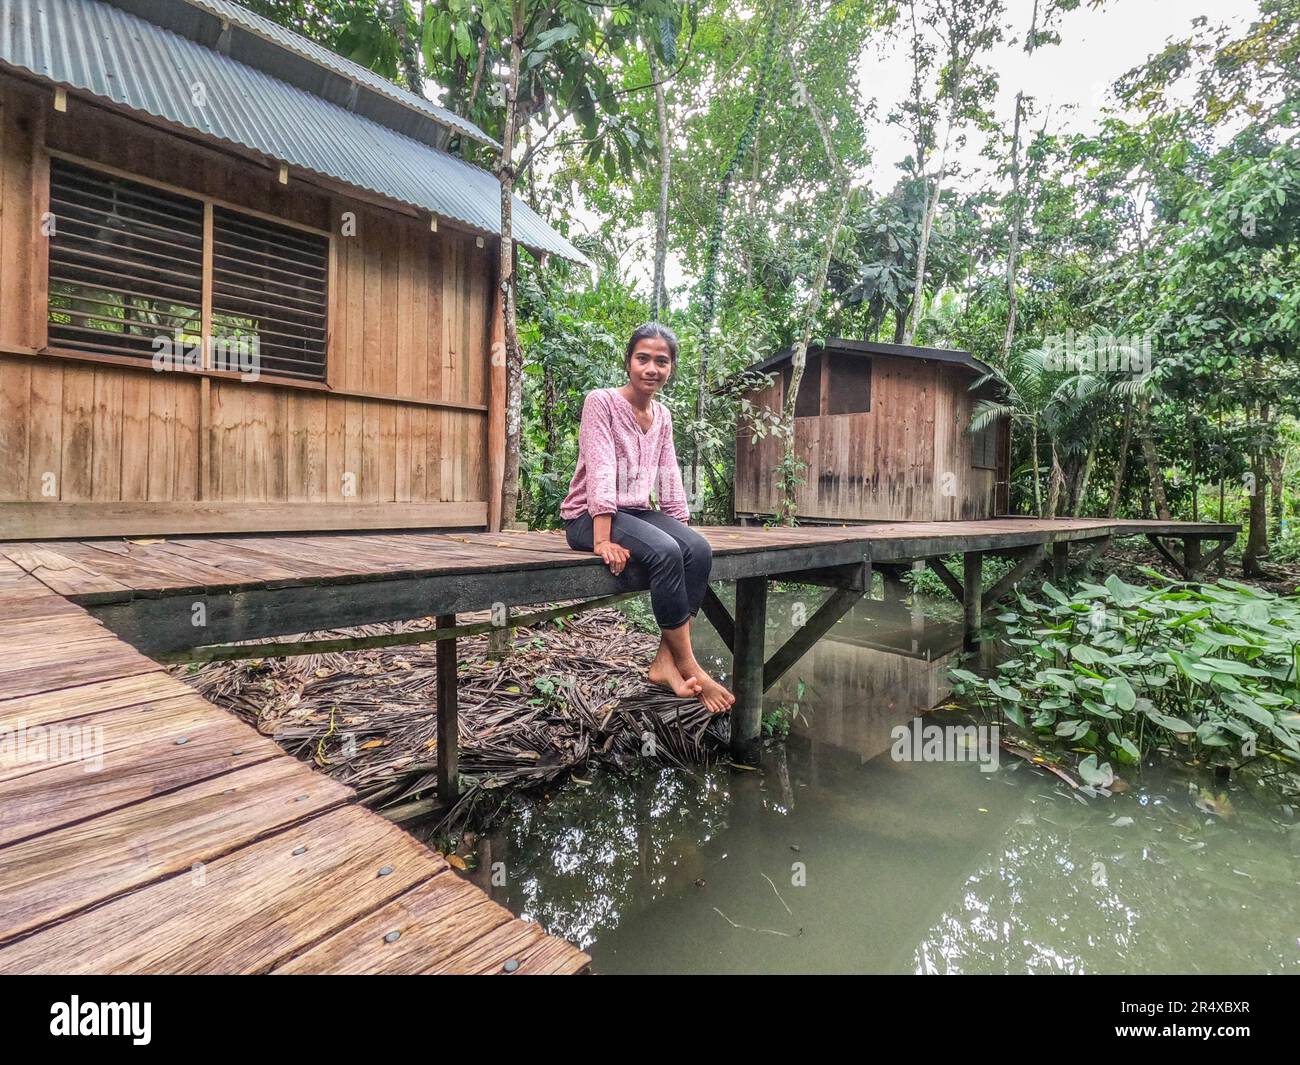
[985,544,1047,605]
[1146,533,1188,578]
[1196,535,1233,576]
[700,585,735,653]
[926,557,965,603]
[762,585,863,693]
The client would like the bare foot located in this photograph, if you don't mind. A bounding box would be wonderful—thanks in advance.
[648,655,703,698]
[678,660,735,714]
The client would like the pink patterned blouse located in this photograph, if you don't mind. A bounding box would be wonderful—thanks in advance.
[560,387,690,523]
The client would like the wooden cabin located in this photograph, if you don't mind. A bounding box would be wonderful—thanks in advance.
[734,339,1010,524]
[0,0,585,540]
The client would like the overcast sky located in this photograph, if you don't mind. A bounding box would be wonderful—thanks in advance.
[859,0,1260,194]
[567,0,1262,300]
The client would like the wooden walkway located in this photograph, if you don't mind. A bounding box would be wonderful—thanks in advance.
[0,558,589,974]
[0,515,1235,974]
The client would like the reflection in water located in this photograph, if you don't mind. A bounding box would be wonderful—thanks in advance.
[481,589,1300,974]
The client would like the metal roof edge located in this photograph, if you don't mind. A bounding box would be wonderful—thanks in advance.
[746,337,993,378]
[107,0,503,152]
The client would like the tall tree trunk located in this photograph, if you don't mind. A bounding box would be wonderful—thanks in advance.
[466,30,488,115]
[1072,437,1097,517]
[389,1,422,95]
[1244,448,1269,576]
[1030,422,1042,517]
[742,130,761,286]
[649,48,671,320]
[1047,441,1064,518]
[1218,409,1226,522]
[1269,448,1283,532]
[1106,397,1133,517]
[497,0,524,527]
[1001,0,1047,363]
[902,120,951,345]
[1001,90,1025,363]
[524,126,538,211]
[1136,394,1169,520]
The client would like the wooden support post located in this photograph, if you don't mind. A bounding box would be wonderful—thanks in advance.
[730,577,768,763]
[910,561,926,641]
[962,552,983,651]
[1183,536,1203,580]
[1052,541,1070,584]
[877,564,909,617]
[436,613,459,802]
[487,604,511,657]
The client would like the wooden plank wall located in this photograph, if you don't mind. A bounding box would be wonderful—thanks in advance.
[0,78,491,538]
[734,353,997,522]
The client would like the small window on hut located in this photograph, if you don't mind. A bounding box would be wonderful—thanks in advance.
[211,207,329,381]
[971,422,998,469]
[48,158,204,359]
[825,353,871,415]
[781,359,823,418]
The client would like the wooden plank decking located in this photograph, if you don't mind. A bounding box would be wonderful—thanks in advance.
[0,516,1236,975]
[0,558,589,975]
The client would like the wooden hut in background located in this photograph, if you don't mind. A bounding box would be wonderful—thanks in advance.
[0,0,585,539]
[734,339,1010,524]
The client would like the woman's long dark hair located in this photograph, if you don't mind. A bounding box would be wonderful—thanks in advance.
[624,322,679,374]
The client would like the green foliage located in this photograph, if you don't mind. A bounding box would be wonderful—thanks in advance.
[949,574,1300,793]
[763,679,808,738]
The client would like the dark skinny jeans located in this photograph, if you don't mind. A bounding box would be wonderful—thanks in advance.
[564,508,712,630]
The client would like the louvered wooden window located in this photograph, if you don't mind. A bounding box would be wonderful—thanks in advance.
[48,158,204,358]
[47,157,329,382]
[211,207,329,381]
[971,422,998,469]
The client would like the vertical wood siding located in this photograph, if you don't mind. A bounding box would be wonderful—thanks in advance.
[734,352,998,522]
[0,78,491,534]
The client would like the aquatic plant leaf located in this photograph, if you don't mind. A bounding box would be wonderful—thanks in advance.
[1070,644,1108,665]
[1102,674,1137,711]
[1077,755,1114,788]
[1104,573,1141,607]
[1042,581,1070,605]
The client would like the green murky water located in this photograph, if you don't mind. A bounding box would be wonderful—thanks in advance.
[474,589,1300,974]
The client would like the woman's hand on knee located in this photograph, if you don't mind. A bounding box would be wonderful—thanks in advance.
[595,540,631,576]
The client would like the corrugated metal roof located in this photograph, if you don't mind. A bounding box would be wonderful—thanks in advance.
[0,0,589,266]
[114,0,501,152]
